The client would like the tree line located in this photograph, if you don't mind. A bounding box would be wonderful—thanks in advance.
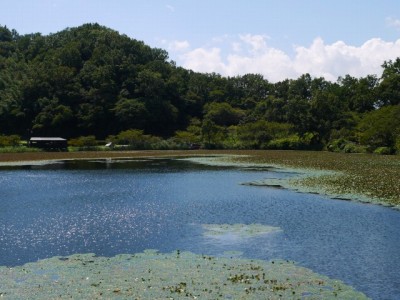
[0,24,399,153]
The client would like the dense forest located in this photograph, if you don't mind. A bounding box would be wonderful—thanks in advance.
[0,24,399,153]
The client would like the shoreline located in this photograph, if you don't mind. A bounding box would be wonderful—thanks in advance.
[1,150,399,209]
[0,150,395,298]
[182,155,400,211]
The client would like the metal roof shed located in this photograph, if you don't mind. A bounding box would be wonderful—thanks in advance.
[29,137,68,150]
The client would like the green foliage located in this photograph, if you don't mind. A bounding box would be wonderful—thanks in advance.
[267,135,302,150]
[0,23,399,153]
[201,119,225,148]
[379,58,400,106]
[203,102,245,126]
[173,130,201,146]
[112,98,147,130]
[357,105,400,151]
[237,121,293,149]
[0,134,21,147]
[109,129,162,149]
[0,146,42,153]
[68,136,98,148]
[396,136,400,154]
[373,147,393,155]
[327,138,368,153]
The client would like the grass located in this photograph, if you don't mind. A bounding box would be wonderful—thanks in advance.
[0,146,42,153]
[0,149,399,207]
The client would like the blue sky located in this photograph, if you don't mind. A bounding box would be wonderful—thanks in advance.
[2,0,400,82]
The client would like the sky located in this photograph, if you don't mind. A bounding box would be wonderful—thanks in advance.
[1,0,400,82]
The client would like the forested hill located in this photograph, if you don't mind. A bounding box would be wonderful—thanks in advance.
[0,23,399,153]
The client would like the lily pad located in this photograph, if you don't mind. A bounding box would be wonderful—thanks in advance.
[0,250,368,299]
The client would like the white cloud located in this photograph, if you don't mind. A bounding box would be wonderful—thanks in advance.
[181,48,226,74]
[158,39,190,52]
[293,37,400,81]
[239,34,270,53]
[386,17,400,30]
[174,34,400,82]
[169,40,190,52]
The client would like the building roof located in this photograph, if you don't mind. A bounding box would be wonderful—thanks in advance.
[30,137,67,141]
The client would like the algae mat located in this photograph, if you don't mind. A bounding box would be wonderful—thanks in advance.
[0,250,367,299]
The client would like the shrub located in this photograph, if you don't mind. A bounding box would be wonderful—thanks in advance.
[343,143,368,154]
[327,138,347,152]
[0,135,21,147]
[68,136,98,147]
[373,147,392,155]
[328,139,367,153]
[395,137,400,154]
[0,146,42,153]
[267,135,301,150]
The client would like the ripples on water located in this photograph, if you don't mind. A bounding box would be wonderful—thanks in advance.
[0,158,399,299]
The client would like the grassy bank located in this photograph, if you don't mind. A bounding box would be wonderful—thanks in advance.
[1,149,399,207]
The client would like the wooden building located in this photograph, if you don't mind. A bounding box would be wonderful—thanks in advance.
[29,137,68,150]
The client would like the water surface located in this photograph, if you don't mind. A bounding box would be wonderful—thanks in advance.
[1,158,399,299]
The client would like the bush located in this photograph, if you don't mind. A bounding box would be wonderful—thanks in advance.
[68,136,98,147]
[373,147,393,155]
[267,135,301,150]
[395,137,400,154]
[343,143,368,153]
[108,129,179,150]
[0,135,21,147]
[267,133,320,150]
[0,146,42,153]
[327,138,345,152]
[327,139,367,153]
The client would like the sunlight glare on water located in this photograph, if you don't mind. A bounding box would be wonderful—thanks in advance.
[0,158,399,299]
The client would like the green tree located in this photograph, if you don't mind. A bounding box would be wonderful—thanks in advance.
[237,120,293,149]
[379,58,400,106]
[112,98,147,130]
[32,97,73,136]
[203,102,245,127]
[357,105,400,149]
[338,75,378,112]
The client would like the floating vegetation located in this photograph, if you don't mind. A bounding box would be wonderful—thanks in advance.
[181,155,276,170]
[0,251,368,299]
[203,223,282,239]
[185,151,400,209]
[3,150,398,207]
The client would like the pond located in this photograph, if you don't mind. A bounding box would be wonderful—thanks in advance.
[0,158,399,299]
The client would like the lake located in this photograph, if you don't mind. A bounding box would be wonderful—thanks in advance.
[1,158,399,299]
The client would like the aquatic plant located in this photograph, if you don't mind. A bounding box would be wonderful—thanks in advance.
[0,251,368,299]
[1,149,399,206]
[200,150,400,207]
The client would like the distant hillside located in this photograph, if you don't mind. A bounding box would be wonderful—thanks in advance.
[0,24,399,152]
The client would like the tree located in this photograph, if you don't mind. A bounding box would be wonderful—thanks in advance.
[237,120,293,149]
[203,102,245,127]
[113,129,153,149]
[379,58,400,106]
[112,98,147,130]
[0,26,12,42]
[357,105,400,149]
[338,75,378,112]
[32,98,73,136]
[201,119,223,146]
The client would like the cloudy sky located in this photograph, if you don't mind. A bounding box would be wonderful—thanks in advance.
[2,0,400,82]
